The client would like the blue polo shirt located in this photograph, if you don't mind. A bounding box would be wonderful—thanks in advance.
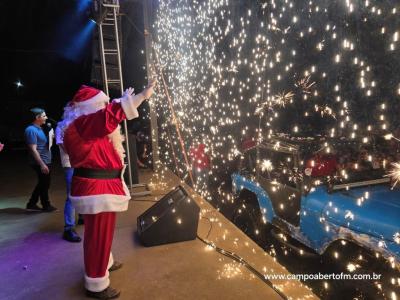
[25,124,52,165]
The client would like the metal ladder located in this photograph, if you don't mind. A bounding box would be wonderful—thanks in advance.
[96,0,151,196]
[97,1,122,96]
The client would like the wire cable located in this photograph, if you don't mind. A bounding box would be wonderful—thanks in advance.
[197,217,288,300]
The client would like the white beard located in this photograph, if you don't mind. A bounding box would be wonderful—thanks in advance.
[58,102,125,161]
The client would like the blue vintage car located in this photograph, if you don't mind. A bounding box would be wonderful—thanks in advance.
[231,137,400,275]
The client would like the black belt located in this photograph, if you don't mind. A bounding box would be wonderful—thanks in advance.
[73,168,122,179]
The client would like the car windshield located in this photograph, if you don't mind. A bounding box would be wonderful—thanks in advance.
[257,147,299,188]
[303,136,396,186]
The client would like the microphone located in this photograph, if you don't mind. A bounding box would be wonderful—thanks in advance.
[46,117,57,128]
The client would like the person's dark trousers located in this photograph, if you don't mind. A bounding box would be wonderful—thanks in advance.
[63,167,75,230]
[28,164,51,208]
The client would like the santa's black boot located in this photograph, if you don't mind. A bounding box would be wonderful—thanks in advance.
[85,286,120,299]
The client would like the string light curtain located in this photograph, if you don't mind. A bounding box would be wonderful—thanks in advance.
[151,0,400,191]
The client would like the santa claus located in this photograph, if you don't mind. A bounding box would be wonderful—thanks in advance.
[62,80,155,299]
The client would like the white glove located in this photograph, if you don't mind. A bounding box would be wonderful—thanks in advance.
[123,87,135,98]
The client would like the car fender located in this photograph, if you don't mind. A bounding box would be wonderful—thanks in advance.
[231,173,276,223]
[319,223,400,271]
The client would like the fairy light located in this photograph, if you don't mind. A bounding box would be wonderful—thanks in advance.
[394,232,400,244]
[391,291,397,300]
[347,263,358,272]
[388,162,400,188]
[385,133,400,142]
[261,159,273,172]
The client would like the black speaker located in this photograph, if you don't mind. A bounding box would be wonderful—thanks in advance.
[137,185,200,247]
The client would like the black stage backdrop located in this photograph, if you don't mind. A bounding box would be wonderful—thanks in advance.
[0,0,146,148]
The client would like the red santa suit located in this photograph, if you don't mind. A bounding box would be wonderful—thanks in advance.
[62,85,145,292]
[305,154,337,177]
[189,143,211,192]
[189,143,210,171]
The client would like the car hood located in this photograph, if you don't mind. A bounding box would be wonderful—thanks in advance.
[324,185,400,243]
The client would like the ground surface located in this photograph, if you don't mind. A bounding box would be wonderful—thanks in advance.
[0,151,316,300]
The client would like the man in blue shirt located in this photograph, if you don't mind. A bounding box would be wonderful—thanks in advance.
[25,108,57,212]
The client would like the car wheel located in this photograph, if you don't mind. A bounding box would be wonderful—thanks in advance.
[321,242,384,299]
[231,192,269,247]
[319,275,382,300]
[269,227,319,259]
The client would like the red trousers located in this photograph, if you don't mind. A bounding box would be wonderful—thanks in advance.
[83,212,116,292]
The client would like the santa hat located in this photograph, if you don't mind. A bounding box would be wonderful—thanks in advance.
[71,85,110,108]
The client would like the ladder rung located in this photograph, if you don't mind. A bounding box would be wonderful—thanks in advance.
[102,23,115,26]
[95,65,119,70]
[104,49,118,54]
[103,4,120,8]
[102,36,117,41]
[107,79,121,83]
[132,184,148,188]
[131,191,151,197]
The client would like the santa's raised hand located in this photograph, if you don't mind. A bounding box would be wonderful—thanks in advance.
[123,87,135,97]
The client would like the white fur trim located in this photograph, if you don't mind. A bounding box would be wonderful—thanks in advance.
[71,193,130,214]
[75,91,110,109]
[120,93,145,120]
[56,95,108,139]
[84,253,114,291]
[108,126,125,162]
[85,272,110,292]
[71,167,131,214]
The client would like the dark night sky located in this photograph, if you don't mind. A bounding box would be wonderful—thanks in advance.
[0,0,146,146]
